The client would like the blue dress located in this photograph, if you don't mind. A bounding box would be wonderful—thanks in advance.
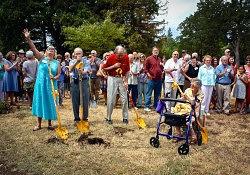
[2,60,19,92]
[32,58,59,120]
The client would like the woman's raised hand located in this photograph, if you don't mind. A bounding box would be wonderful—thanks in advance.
[23,28,30,39]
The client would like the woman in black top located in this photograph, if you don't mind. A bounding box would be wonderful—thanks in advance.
[182,56,199,91]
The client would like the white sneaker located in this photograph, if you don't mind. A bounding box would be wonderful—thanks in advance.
[144,108,151,112]
[134,107,138,110]
[206,113,211,116]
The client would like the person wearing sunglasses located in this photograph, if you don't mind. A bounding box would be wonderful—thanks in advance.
[164,51,181,110]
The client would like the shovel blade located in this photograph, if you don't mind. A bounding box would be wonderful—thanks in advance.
[135,117,146,129]
[76,121,90,133]
[201,128,208,144]
[55,127,68,140]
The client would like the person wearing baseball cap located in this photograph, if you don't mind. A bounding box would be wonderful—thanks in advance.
[22,50,38,109]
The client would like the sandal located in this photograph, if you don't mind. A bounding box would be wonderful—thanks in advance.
[33,126,42,131]
[190,137,197,145]
[47,126,54,130]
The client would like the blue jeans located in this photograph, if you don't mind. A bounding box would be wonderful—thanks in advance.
[128,84,138,107]
[137,82,147,107]
[145,80,162,108]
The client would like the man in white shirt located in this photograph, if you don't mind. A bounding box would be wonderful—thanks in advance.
[127,54,140,108]
[164,51,181,110]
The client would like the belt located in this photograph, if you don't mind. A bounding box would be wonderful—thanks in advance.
[114,75,122,78]
[217,83,230,85]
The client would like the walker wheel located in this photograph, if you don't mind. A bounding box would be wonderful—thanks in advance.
[197,132,202,146]
[150,137,160,148]
[166,136,171,139]
[178,143,189,155]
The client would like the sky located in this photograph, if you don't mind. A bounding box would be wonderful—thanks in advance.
[156,0,200,38]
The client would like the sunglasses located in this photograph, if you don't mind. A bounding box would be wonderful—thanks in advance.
[174,54,179,56]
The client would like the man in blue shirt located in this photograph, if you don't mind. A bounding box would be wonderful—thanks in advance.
[69,47,90,123]
[215,56,234,115]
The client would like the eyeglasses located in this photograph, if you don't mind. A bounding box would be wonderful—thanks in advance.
[48,48,55,50]
[174,54,179,56]
[12,54,15,56]
[91,53,95,55]
[247,60,250,62]
[106,55,110,57]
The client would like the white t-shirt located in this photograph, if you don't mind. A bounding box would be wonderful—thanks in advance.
[178,57,185,85]
[164,58,181,83]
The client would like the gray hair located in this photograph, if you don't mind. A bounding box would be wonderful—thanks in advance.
[114,45,126,54]
[184,54,191,60]
[191,78,202,89]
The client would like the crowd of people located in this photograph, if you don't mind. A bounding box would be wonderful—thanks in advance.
[0,29,249,130]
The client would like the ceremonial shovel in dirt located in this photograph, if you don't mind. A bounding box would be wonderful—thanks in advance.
[48,60,68,140]
[75,62,90,133]
[116,68,146,129]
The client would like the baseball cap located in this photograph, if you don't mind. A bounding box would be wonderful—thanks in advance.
[18,49,25,54]
[91,50,97,54]
[225,49,230,54]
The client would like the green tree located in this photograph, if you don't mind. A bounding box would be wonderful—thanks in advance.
[63,17,126,54]
[178,0,250,64]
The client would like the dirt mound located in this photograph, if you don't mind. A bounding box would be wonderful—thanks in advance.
[77,134,110,147]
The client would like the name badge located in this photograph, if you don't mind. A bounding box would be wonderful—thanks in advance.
[42,60,47,64]
[194,67,198,70]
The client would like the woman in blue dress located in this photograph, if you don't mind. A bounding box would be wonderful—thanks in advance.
[2,51,19,105]
[23,29,61,131]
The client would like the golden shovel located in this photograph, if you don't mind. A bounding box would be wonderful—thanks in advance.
[75,62,90,133]
[116,68,146,129]
[48,60,68,140]
[197,119,208,144]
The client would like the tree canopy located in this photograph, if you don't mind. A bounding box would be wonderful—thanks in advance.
[0,0,167,55]
[177,0,250,64]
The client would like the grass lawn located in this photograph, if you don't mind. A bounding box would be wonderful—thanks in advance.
[0,97,249,175]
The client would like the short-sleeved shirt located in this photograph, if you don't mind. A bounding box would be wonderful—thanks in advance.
[90,57,102,78]
[215,64,234,84]
[164,58,181,83]
[128,61,140,85]
[103,54,130,76]
[69,57,90,79]
[198,65,216,86]
[22,60,38,83]
[144,55,162,80]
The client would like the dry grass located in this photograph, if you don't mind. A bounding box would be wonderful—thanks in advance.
[0,97,249,175]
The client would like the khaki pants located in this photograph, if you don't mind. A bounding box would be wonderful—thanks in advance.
[216,83,231,113]
[90,78,100,100]
[107,76,128,120]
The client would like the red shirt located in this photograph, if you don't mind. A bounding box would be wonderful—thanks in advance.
[144,55,162,80]
[103,54,130,76]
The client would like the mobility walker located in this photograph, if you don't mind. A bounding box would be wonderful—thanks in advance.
[150,97,202,155]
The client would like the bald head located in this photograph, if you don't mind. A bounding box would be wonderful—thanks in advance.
[114,45,126,59]
[74,47,83,58]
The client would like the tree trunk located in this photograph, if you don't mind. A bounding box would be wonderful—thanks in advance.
[231,37,240,65]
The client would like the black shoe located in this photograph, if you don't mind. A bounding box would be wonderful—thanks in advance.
[106,119,113,125]
[123,119,128,124]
